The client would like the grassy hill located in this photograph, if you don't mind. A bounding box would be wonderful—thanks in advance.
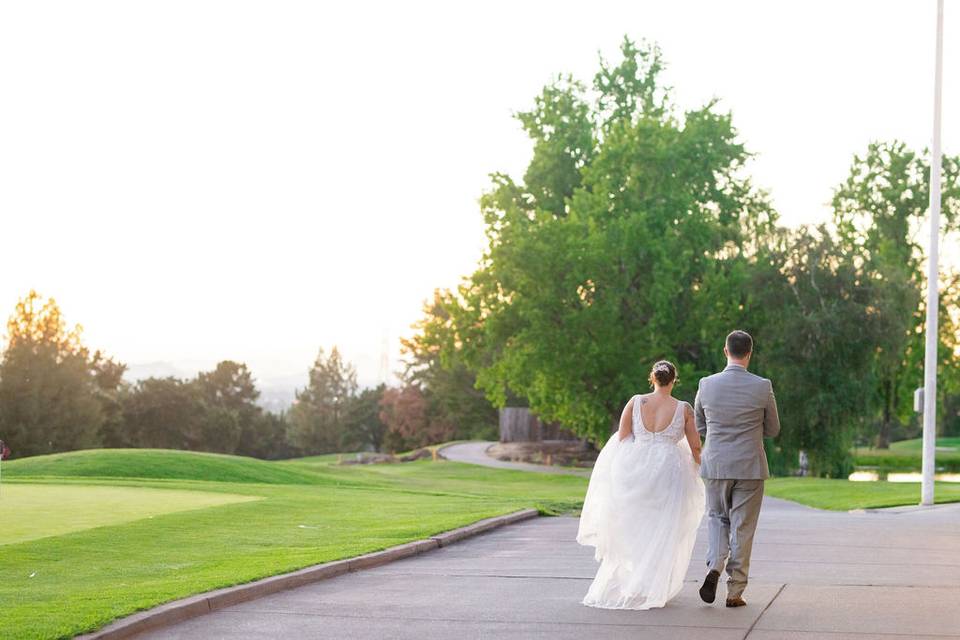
[3,447,586,640]
[4,448,331,485]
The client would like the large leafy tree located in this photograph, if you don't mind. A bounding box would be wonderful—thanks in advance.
[441,38,775,442]
[832,141,960,446]
[755,227,881,476]
[0,291,107,457]
[400,291,498,441]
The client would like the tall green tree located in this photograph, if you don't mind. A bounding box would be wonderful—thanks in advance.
[93,352,130,447]
[0,291,106,457]
[249,410,298,459]
[440,38,775,442]
[832,141,960,446]
[400,291,498,441]
[755,227,881,476]
[196,360,262,454]
[287,346,358,454]
[340,384,388,452]
[122,377,206,450]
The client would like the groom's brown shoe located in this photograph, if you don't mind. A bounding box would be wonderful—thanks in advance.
[699,570,720,603]
[725,596,747,608]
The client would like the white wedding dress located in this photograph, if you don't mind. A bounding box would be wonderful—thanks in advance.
[576,396,705,609]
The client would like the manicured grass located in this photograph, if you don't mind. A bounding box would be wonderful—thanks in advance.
[853,437,960,471]
[6,447,328,484]
[8,446,960,639]
[889,436,960,453]
[2,448,587,640]
[0,484,259,545]
[854,436,960,459]
[766,477,960,511]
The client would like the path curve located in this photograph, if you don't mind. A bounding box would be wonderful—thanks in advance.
[438,440,591,476]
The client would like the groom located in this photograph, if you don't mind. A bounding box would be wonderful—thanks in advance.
[694,330,780,608]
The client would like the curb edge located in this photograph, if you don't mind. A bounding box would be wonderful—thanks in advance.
[75,507,539,640]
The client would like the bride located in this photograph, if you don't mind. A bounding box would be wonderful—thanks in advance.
[576,360,705,609]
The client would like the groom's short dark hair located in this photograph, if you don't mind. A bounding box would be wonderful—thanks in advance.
[726,330,753,358]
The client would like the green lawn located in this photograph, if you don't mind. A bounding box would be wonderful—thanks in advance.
[2,448,586,640]
[766,477,960,510]
[889,436,960,452]
[6,446,960,639]
[853,436,960,471]
[1,483,259,545]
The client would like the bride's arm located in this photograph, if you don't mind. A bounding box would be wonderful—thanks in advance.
[617,397,635,442]
[683,403,702,464]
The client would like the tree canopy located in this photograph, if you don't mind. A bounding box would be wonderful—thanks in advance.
[412,37,960,476]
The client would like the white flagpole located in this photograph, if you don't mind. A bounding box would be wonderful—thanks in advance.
[921,0,945,506]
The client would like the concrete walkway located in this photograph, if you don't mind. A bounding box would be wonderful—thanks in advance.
[136,445,960,639]
[439,440,590,476]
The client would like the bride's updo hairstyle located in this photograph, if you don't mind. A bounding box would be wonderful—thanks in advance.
[648,360,677,388]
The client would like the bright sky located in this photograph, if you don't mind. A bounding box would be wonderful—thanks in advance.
[1,1,957,387]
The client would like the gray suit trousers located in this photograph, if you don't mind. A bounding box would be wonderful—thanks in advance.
[704,478,764,599]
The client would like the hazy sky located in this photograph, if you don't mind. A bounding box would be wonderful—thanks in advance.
[1,1,956,387]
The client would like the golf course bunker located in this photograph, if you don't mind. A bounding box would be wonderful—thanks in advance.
[1,483,261,545]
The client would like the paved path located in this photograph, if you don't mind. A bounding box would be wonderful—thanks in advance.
[136,445,960,639]
[439,440,590,476]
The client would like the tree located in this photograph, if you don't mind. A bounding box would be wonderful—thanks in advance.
[832,141,960,447]
[287,346,358,454]
[93,352,130,447]
[340,384,388,452]
[0,291,105,457]
[248,410,299,459]
[400,291,498,441]
[122,377,206,450]
[196,360,262,454]
[755,227,881,476]
[438,38,775,443]
[379,384,454,450]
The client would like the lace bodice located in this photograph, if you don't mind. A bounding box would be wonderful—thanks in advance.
[631,395,687,444]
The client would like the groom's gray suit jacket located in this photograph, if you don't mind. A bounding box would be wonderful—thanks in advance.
[694,364,781,479]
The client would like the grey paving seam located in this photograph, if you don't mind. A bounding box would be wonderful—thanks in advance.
[742,582,786,640]
[77,507,539,640]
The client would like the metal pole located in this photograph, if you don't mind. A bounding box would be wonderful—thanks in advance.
[921,0,945,506]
